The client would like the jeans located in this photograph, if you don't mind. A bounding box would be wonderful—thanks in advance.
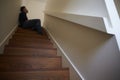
[23,19,42,34]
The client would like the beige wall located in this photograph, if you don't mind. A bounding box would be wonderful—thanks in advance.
[0,0,21,53]
[44,14,120,80]
[22,0,47,26]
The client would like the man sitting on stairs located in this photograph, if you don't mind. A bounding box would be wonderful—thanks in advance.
[18,6,43,35]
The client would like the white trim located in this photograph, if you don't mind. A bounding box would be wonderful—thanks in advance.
[45,27,85,80]
[0,25,17,54]
[44,11,111,33]
[104,0,120,50]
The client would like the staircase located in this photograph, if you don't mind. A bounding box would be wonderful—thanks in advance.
[0,27,69,80]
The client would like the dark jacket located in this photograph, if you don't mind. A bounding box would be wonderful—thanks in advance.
[19,12,28,26]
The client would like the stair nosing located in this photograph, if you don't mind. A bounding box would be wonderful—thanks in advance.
[0,68,69,72]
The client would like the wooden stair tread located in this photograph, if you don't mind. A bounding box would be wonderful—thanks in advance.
[16,28,46,35]
[17,27,47,32]
[10,37,50,42]
[0,56,62,70]
[9,40,52,44]
[9,39,52,44]
[15,32,48,37]
[6,45,55,50]
[12,35,49,41]
[7,41,54,49]
[4,47,57,56]
[13,35,48,39]
[0,69,69,80]
[16,30,39,34]
[15,32,46,36]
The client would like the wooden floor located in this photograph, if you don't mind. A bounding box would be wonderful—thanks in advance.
[0,27,69,80]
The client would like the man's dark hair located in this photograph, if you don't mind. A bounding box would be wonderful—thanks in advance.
[20,6,25,12]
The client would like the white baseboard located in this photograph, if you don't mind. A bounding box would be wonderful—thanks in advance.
[45,27,85,80]
[0,25,18,54]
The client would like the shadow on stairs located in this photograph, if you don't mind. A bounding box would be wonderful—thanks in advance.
[0,27,69,80]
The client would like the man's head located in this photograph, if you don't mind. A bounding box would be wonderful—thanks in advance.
[20,6,28,13]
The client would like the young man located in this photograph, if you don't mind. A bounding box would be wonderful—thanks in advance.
[19,6,43,34]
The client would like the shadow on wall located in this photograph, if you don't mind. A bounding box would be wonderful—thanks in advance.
[114,0,120,18]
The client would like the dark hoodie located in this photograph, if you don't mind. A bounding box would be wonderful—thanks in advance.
[18,12,28,27]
